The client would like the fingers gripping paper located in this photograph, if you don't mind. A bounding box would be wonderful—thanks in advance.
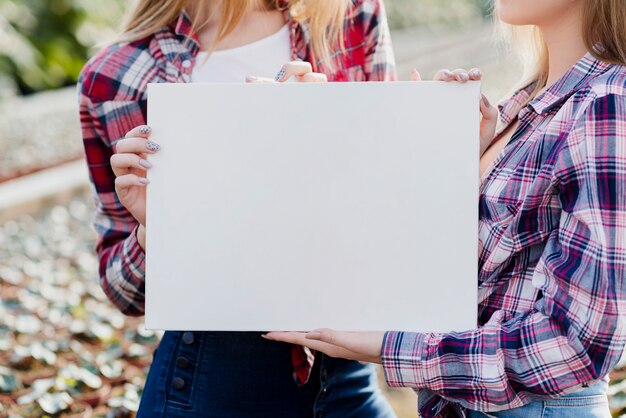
[146,82,480,332]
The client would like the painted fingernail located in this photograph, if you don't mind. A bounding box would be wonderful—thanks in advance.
[458,73,469,81]
[138,177,150,185]
[275,68,286,82]
[139,158,152,169]
[470,69,481,78]
[146,141,161,151]
[140,125,151,134]
[306,332,322,340]
[481,94,491,107]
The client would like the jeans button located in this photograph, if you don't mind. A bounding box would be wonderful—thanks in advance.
[172,377,185,390]
[176,356,190,369]
[182,331,195,345]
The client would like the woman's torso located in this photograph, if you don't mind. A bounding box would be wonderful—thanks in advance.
[126,7,396,417]
[476,53,626,325]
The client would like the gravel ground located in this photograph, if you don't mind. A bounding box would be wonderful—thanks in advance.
[0,194,160,418]
[0,88,82,183]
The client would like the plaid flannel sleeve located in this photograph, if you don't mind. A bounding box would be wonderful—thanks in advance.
[78,63,148,316]
[381,93,626,412]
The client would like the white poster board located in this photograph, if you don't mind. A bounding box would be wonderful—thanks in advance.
[146,81,479,332]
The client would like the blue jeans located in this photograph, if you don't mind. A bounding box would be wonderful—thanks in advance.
[136,331,396,418]
[467,381,611,418]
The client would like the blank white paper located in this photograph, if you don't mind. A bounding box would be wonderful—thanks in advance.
[145,81,480,332]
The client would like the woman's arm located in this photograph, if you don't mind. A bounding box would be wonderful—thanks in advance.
[78,60,149,316]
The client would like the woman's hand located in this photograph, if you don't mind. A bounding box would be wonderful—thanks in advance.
[263,329,385,363]
[426,68,499,156]
[110,125,160,228]
[246,61,328,83]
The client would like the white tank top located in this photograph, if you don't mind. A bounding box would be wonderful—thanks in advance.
[191,25,291,83]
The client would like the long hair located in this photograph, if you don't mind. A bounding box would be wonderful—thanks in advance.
[499,0,626,98]
[119,0,347,68]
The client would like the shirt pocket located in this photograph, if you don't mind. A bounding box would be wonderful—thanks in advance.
[480,196,523,225]
[479,173,524,227]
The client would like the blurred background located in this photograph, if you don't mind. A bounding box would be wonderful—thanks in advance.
[0,0,625,417]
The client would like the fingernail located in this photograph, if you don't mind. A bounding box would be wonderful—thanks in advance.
[306,332,322,340]
[245,76,258,82]
[444,70,454,77]
[275,68,286,82]
[146,141,161,151]
[138,177,150,185]
[140,125,151,134]
[458,73,469,82]
[139,158,152,169]
[481,94,490,107]
[470,69,481,78]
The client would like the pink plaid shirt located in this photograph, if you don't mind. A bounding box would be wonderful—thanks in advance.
[382,53,626,417]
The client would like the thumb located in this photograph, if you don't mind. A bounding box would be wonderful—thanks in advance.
[480,94,498,154]
[480,95,498,121]
[411,68,422,81]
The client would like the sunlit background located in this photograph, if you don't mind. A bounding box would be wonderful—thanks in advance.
[0,0,624,417]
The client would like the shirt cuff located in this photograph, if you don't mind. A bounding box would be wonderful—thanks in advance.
[121,224,146,279]
[381,331,427,388]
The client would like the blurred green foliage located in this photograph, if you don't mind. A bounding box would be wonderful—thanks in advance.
[0,0,125,96]
[0,0,490,97]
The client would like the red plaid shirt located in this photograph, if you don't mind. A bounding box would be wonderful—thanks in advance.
[78,0,396,386]
[382,53,626,416]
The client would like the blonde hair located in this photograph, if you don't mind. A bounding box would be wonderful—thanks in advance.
[120,0,347,69]
[498,0,626,98]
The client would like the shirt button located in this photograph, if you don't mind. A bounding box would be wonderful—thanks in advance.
[176,356,190,369]
[182,331,195,345]
[172,377,185,390]
[182,59,192,69]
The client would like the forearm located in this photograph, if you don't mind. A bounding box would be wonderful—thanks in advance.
[381,307,620,411]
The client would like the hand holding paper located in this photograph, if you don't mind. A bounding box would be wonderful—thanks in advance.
[110,125,160,227]
[264,330,386,364]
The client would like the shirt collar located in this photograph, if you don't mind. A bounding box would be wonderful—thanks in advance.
[528,51,612,114]
[171,10,200,56]
[498,52,613,125]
